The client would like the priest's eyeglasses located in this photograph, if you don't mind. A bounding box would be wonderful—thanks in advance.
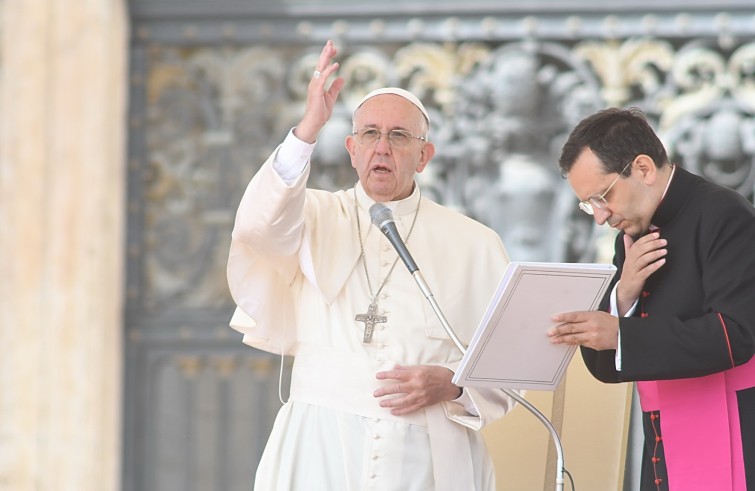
[578,161,633,215]
[353,128,426,148]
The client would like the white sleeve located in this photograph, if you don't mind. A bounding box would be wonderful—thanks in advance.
[272,128,316,185]
[456,389,479,416]
[611,281,638,371]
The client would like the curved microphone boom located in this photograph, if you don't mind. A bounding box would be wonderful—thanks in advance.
[368,202,566,491]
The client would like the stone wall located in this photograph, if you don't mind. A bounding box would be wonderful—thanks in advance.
[0,1,128,489]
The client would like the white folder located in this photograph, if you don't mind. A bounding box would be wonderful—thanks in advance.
[453,261,616,391]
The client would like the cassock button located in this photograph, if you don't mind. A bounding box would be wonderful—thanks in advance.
[650,413,657,421]
[655,478,663,485]
[641,313,649,318]
[373,434,380,440]
[370,473,377,479]
[655,436,662,443]
[642,291,650,298]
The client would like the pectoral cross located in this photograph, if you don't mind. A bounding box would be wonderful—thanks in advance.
[355,302,387,343]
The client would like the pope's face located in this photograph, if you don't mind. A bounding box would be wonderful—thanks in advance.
[345,95,435,202]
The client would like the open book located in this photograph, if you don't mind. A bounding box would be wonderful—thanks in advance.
[452,262,616,391]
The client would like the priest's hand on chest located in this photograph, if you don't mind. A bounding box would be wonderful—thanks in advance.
[373,365,460,416]
[617,232,667,315]
[547,311,619,351]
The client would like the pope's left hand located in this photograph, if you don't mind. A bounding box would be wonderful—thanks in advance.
[374,364,460,416]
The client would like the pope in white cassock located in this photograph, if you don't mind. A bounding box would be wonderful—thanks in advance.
[227,40,521,491]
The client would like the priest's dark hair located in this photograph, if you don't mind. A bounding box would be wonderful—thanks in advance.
[558,107,669,178]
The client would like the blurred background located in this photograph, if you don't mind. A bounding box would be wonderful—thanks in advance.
[1,0,754,490]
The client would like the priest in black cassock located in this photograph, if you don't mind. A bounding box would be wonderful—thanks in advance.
[547,107,755,491]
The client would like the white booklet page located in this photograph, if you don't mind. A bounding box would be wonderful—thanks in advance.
[453,261,616,391]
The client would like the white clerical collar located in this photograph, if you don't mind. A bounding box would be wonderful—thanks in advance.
[661,164,676,201]
[354,181,421,217]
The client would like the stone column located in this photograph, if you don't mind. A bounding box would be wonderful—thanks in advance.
[0,1,127,490]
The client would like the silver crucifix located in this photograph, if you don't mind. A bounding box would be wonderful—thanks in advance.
[355,302,387,343]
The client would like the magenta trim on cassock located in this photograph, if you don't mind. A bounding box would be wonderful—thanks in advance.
[637,357,755,490]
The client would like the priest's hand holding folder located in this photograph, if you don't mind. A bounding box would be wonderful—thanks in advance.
[546,229,668,351]
[547,310,619,350]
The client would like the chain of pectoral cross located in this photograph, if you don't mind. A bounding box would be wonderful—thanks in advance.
[353,186,421,343]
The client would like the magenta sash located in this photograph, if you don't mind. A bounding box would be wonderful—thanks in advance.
[637,357,755,490]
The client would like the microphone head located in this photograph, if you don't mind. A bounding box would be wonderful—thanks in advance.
[369,202,394,229]
[368,201,419,273]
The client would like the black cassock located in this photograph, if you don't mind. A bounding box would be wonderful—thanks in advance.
[581,166,755,491]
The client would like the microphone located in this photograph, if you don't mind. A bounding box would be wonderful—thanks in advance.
[368,203,419,273]
[368,202,466,351]
[368,201,566,491]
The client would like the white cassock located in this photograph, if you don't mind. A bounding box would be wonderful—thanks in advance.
[228,135,519,491]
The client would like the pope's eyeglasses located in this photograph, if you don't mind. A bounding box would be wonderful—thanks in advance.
[353,128,426,148]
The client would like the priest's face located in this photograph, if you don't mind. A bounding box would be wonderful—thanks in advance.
[567,147,657,237]
[345,95,435,202]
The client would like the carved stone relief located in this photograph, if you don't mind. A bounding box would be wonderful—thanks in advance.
[140,37,755,308]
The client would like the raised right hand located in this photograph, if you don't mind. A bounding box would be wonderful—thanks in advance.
[293,40,346,144]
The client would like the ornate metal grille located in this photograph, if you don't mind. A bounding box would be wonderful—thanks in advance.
[124,2,755,489]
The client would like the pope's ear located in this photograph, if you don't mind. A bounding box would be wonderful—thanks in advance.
[345,134,355,155]
[345,135,357,167]
[416,142,435,173]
